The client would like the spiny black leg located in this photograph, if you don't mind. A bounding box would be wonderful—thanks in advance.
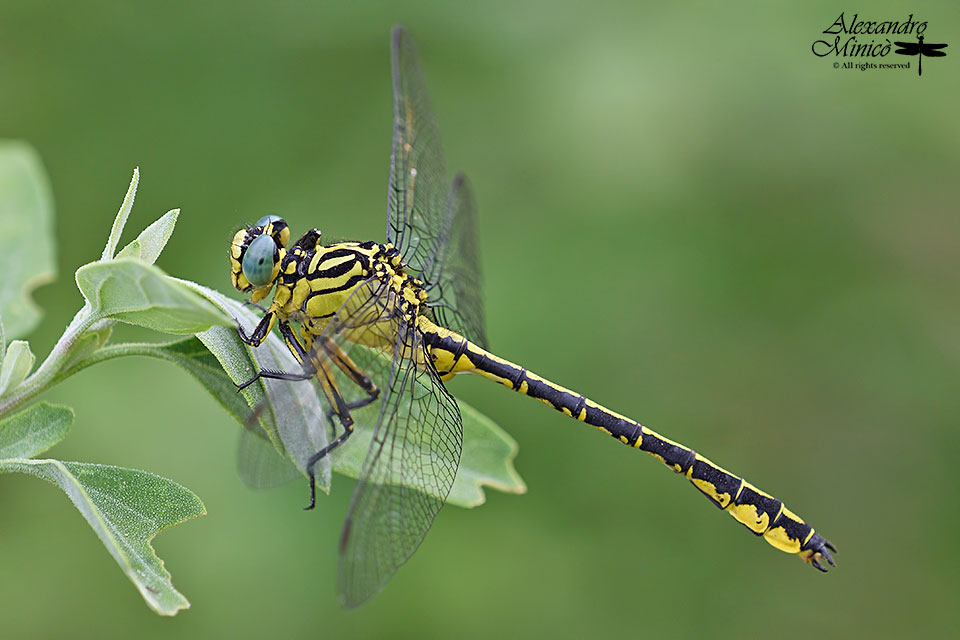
[236,319,322,391]
[235,367,315,392]
[305,428,354,510]
[242,300,269,313]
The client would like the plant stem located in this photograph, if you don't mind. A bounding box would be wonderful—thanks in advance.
[0,305,98,416]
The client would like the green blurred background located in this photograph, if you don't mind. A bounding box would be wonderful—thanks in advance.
[1,1,958,637]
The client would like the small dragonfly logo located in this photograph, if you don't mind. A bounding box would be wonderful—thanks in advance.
[893,35,948,76]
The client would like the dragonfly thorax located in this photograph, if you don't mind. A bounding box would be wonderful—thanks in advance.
[231,216,428,335]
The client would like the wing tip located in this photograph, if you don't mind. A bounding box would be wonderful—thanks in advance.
[391,24,406,49]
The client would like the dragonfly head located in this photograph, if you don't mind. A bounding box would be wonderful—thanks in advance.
[230,214,290,302]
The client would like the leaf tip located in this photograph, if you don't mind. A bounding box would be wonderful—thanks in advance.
[102,167,142,261]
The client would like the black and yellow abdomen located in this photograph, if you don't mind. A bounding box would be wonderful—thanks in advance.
[418,316,835,568]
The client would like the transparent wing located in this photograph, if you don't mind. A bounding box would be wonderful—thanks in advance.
[236,427,302,489]
[289,275,462,607]
[386,26,487,347]
[337,318,462,608]
[386,25,448,277]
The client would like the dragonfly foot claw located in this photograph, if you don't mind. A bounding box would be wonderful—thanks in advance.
[804,533,836,572]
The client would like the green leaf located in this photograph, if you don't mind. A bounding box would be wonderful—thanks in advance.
[0,459,204,616]
[0,339,35,397]
[1,316,6,361]
[177,280,331,489]
[116,240,141,260]
[0,401,72,459]
[0,140,56,339]
[448,401,527,506]
[75,258,231,334]
[101,167,139,261]
[116,209,179,265]
[193,323,275,445]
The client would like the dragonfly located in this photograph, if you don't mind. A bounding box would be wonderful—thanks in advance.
[229,26,836,607]
[894,35,948,76]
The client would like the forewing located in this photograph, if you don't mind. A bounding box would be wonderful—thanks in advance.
[285,273,463,606]
[386,25,449,278]
[337,318,462,608]
[386,27,488,347]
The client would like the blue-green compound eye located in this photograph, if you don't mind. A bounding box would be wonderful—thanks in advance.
[255,214,285,228]
[242,234,277,286]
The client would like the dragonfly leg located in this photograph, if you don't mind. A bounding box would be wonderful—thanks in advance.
[322,395,378,435]
[237,309,276,346]
[304,334,390,510]
[305,358,359,510]
[235,367,315,391]
[235,320,317,390]
[242,299,269,313]
[305,425,354,510]
[317,335,381,412]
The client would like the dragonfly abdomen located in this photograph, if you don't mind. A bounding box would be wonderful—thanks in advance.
[419,316,835,569]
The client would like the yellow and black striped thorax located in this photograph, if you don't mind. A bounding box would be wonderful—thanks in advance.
[230,216,428,333]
